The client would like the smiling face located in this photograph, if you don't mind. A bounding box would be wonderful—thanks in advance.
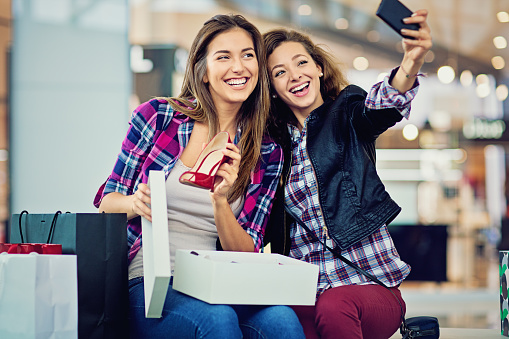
[203,28,259,113]
[267,41,324,118]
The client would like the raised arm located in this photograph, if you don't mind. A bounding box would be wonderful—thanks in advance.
[391,9,433,93]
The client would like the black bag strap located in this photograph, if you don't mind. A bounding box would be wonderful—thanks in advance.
[291,215,407,329]
[18,210,29,243]
[18,210,62,244]
[47,211,62,243]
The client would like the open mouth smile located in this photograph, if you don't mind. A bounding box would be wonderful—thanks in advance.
[290,82,309,93]
[226,77,248,87]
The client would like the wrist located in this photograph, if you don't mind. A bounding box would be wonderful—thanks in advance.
[400,58,426,78]
[211,194,229,208]
[399,64,426,78]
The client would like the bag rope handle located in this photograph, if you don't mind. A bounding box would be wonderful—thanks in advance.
[46,211,62,244]
[18,210,29,243]
[18,210,62,244]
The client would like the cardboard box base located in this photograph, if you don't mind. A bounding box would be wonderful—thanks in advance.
[173,250,318,306]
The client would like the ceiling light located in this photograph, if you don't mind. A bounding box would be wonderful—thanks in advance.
[437,66,455,84]
[476,83,491,98]
[335,18,349,30]
[0,150,7,162]
[402,124,419,141]
[130,45,153,73]
[494,36,508,49]
[298,4,312,16]
[497,11,509,23]
[377,72,389,82]
[353,56,369,71]
[429,110,451,131]
[496,84,509,101]
[492,56,505,70]
[460,70,473,87]
[476,74,489,85]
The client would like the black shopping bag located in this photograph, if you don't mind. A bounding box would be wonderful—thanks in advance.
[9,212,129,339]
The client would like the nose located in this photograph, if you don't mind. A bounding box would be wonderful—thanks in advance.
[231,57,245,73]
[288,67,301,81]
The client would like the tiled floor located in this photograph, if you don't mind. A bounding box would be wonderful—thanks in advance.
[400,283,500,330]
[389,328,502,339]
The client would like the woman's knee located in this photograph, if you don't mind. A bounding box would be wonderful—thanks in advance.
[317,289,359,317]
[204,304,240,327]
[273,306,306,338]
[237,305,304,339]
[176,303,240,332]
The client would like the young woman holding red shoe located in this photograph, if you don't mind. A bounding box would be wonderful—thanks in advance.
[94,14,303,339]
[263,9,432,339]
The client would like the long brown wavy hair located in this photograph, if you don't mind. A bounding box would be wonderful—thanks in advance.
[164,14,270,203]
[263,29,350,138]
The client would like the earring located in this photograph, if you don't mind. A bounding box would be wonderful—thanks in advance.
[272,94,277,99]
[319,72,324,77]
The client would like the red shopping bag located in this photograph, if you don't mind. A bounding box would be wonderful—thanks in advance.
[0,243,62,254]
[0,243,10,253]
[2,210,63,255]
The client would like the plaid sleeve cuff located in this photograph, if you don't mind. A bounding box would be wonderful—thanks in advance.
[365,67,420,119]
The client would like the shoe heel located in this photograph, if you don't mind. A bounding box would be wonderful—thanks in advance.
[179,131,230,190]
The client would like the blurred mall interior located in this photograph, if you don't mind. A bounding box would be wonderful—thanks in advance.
[2,0,509,332]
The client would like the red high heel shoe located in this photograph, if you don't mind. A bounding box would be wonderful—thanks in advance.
[179,131,231,190]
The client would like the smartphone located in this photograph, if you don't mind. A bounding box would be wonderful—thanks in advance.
[376,0,420,39]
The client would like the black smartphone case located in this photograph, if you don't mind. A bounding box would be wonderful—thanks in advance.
[376,0,420,39]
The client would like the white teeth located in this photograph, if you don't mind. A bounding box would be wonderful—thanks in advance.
[291,83,308,93]
[226,78,247,86]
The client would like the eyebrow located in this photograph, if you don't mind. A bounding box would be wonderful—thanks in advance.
[270,53,307,73]
[212,47,255,56]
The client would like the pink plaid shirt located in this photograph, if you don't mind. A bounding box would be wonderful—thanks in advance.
[94,99,283,263]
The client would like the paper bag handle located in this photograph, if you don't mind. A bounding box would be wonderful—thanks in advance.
[18,210,62,244]
[18,210,28,243]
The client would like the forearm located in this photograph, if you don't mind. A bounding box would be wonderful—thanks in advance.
[390,9,432,94]
[390,56,424,94]
[99,192,138,220]
[212,198,256,252]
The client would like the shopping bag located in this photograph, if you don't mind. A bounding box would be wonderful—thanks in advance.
[0,253,78,339]
[3,211,62,254]
[9,212,128,339]
[0,243,62,254]
[142,170,171,318]
[501,250,509,336]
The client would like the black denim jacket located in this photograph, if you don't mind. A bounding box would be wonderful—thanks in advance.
[265,84,404,255]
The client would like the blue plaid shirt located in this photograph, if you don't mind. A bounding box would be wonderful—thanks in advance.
[287,70,415,297]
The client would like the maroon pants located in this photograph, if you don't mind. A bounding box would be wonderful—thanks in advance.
[292,284,405,339]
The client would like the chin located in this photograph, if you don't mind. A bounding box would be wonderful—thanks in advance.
[228,96,250,105]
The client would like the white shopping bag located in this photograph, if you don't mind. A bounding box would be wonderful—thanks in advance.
[142,170,171,318]
[0,253,78,339]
